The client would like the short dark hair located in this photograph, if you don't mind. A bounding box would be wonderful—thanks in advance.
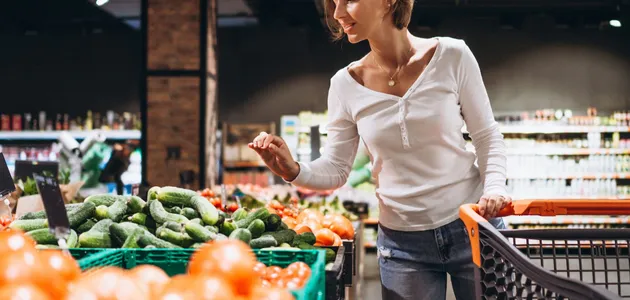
[323,0,415,41]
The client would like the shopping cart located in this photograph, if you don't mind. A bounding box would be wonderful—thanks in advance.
[460,200,630,300]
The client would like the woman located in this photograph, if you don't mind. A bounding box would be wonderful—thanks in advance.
[249,0,510,299]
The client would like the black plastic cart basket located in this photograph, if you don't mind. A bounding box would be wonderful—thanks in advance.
[460,199,630,300]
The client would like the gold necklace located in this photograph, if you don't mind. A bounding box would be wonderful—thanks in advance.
[372,46,414,87]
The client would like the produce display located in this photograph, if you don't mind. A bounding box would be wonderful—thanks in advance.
[0,230,301,299]
[4,186,352,264]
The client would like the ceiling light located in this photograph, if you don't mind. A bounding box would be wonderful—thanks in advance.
[96,0,109,6]
[609,20,622,27]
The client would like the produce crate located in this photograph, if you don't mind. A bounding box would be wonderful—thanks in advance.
[324,245,346,300]
[77,248,326,300]
[341,221,361,286]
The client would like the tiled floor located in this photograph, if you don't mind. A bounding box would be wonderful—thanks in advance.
[360,253,457,300]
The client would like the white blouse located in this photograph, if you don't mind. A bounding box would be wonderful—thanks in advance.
[291,37,507,231]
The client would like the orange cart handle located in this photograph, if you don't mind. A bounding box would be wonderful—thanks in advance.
[471,199,630,218]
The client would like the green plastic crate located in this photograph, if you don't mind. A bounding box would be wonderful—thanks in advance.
[77,248,325,300]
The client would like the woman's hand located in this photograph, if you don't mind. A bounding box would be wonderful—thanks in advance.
[248,132,300,181]
[478,194,512,219]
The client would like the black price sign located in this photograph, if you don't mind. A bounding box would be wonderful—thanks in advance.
[0,153,16,198]
[33,173,70,233]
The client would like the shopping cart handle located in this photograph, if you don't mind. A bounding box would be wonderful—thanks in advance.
[465,199,630,219]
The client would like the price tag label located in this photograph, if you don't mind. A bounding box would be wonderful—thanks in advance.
[0,153,15,199]
[33,173,70,235]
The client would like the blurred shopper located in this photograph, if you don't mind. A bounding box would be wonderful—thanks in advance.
[249,0,509,299]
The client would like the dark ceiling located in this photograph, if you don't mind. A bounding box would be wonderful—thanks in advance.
[0,0,626,33]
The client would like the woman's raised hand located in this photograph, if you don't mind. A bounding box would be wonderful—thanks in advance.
[248,132,300,181]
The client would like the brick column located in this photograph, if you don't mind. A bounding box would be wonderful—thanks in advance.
[142,0,217,189]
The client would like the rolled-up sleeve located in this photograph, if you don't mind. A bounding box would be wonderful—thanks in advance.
[457,41,508,196]
[289,79,360,190]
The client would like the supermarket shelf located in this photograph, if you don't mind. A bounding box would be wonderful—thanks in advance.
[505,216,630,225]
[507,173,630,179]
[505,148,630,156]
[463,125,630,134]
[223,161,266,168]
[0,130,141,141]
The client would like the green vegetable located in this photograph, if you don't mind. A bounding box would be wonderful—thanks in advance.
[296,242,336,263]
[190,196,219,226]
[247,219,266,239]
[219,220,237,236]
[67,230,78,248]
[95,205,109,220]
[215,233,228,241]
[76,219,98,233]
[147,186,161,201]
[185,222,217,243]
[156,186,197,207]
[292,232,316,246]
[107,198,128,223]
[205,226,219,234]
[157,227,195,248]
[121,229,144,248]
[149,200,189,224]
[189,218,204,226]
[249,235,278,248]
[109,222,145,247]
[181,207,199,220]
[166,207,182,214]
[85,194,120,207]
[192,243,205,248]
[265,214,282,232]
[35,244,60,249]
[128,213,157,229]
[78,219,114,248]
[68,202,97,228]
[126,196,146,214]
[262,229,297,245]
[229,228,252,244]
[161,221,183,232]
[235,208,270,229]
[138,232,181,248]
[27,228,57,244]
[277,222,289,231]
[9,219,48,232]
[232,208,248,222]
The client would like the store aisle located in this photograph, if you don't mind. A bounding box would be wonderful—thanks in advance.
[361,253,456,300]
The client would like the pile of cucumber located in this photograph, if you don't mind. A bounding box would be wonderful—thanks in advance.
[9,186,336,262]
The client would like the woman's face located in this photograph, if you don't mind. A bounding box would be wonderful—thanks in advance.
[332,0,391,44]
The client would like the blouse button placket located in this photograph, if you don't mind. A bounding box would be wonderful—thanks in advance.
[398,99,411,149]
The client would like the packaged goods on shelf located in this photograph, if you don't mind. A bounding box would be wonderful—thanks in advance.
[0,110,141,132]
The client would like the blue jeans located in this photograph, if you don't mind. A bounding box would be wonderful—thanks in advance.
[377,218,505,300]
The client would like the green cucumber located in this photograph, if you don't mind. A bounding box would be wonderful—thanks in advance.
[76,219,97,234]
[127,196,146,214]
[121,229,144,248]
[157,227,195,248]
[149,200,189,224]
[137,233,181,248]
[292,232,316,246]
[247,219,266,239]
[219,220,237,236]
[128,213,157,230]
[191,243,205,248]
[161,221,184,232]
[67,230,78,248]
[35,244,60,249]
[235,208,270,229]
[68,202,96,228]
[147,186,161,201]
[18,211,47,220]
[232,208,248,222]
[189,218,204,226]
[95,205,109,220]
[229,228,252,244]
[27,228,57,244]
[166,207,182,214]
[156,186,197,207]
[184,222,217,243]
[190,196,219,226]
[249,235,278,248]
[265,214,282,231]
[181,207,200,220]
[296,242,336,263]
[9,219,48,232]
[215,233,228,241]
[262,229,296,245]
[277,221,289,231]
[107,198,128,222]
[205,226,219,234]
[78,231,111,248]
[85,194,120,207]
